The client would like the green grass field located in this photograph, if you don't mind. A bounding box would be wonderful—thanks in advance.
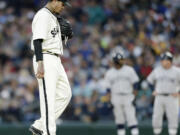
[0,122,179,135]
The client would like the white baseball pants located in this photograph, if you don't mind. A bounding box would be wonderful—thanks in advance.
[153,95,179,135]
[32,54,72,135]
[111,94,138,127]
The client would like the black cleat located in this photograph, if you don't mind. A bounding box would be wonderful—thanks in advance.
[29,126,43,135]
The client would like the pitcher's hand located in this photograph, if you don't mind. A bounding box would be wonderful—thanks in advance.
[36,61,44,79]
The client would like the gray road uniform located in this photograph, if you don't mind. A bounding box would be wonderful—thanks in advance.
[104,65,139,135]
[147,66,180,135]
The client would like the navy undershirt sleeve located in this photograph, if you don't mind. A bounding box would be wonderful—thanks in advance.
[33,39,43,62]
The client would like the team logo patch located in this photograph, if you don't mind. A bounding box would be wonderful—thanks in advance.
[51,26,59,38]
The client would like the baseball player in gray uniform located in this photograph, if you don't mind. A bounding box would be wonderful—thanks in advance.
[147,52,180,135]
[29,0,72,135]
[104,52,140,135]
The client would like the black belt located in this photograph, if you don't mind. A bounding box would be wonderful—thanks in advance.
[43,51,59,57]
[157,93,171,96]
[118,93,131,95]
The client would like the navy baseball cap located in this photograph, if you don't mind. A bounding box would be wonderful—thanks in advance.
[59,0,71,7]
[160,52,173,61]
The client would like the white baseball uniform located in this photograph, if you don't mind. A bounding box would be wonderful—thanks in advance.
[31,8,72,135]
[147,65,180,135]
[104,65,139,135]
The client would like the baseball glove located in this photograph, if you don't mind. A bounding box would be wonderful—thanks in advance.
[57,16,73,41]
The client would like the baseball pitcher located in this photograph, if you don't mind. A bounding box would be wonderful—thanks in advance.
[29,0,73,135]
[104,52,140,135]
[147,52,180,135]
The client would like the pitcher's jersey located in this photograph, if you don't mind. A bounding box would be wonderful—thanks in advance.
[31,8,63,55]
[104,65,139,94]
[147,66,180,93]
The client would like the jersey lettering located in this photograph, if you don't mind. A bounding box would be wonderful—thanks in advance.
[51,26,59,38]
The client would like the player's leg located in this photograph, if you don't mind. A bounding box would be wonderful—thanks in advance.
[124,95,139,135]
[32,55,59,135]
[54,61,72,119]
[42,70,58,135]
[112,99,126,135]
[152,96,165,135]
[30,57,44,134]
[165,96,179,135]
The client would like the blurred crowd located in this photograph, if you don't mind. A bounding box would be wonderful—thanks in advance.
[0,0,180,124]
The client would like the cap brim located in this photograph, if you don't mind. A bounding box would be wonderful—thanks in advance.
[65,2,71,7]
[161,57,172,61]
